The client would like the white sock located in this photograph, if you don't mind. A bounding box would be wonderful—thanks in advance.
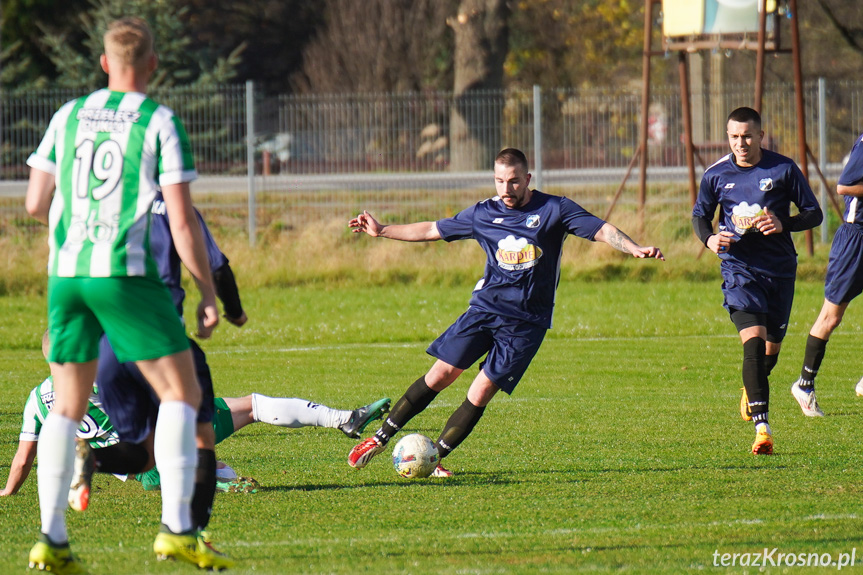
[756,422,772,435]
[37,414,78,544]
[154,401,197,534]
[251,394,350,428]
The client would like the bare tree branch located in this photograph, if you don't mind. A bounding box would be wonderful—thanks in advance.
[816,0,863,54]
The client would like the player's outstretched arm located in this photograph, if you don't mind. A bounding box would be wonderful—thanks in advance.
[349,210,441,242]
[594,223,664,260]
[162,182,219,338]
[0,440,38,496]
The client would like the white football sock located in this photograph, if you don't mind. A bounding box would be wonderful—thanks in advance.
[251,394,350,428]
[37,413,77,544]
[756,422,772,435]
[154,401,197,534]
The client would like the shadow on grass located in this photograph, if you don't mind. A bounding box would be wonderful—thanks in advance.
[254,472,502,493]
[252,461,792,493]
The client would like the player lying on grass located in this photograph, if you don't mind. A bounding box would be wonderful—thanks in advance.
[136,393,391,490]
[1,367,390,497]
[347,147,663,476]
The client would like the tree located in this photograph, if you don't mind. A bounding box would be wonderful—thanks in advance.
[179,0,323,94]
[293,0,456,94]
[448,0,510,171]
[806,0,863,78]
[34,0,243,91]
[505,0,648,90]
[0,0,91,87]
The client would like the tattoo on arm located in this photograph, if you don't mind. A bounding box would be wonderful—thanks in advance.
[606,228,635,253]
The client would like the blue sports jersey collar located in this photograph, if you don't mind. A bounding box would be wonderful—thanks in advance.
[505,189,542,211]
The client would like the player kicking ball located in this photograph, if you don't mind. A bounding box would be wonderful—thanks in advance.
[347,147,663,476]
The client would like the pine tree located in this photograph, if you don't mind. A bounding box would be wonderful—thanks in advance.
[37,0,243,91]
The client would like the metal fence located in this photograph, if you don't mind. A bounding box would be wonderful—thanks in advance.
[2,79,862,242]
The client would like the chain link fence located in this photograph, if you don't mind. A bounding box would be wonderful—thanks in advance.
[2,80,862,243]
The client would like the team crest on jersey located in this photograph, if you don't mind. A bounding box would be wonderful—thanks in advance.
[495,235,542,271]
[730,201,765,235]
[759,178,773,191]
[526,215,540,228]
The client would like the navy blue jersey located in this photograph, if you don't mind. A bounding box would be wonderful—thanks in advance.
[150,192,228,316]
[838,133,863,224]
[693,148,821,279]
[436,191,605,328]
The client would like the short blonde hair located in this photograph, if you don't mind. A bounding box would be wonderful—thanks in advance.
[103,17,154,68]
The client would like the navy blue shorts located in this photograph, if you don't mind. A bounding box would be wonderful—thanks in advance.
[97,336,215,444]
[426,308,547,395]
[824,223,863,305]
[720,262,795,341]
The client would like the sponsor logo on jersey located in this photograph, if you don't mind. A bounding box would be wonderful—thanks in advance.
[730,201,765,235]
[526,214,540,228]
[41,391,55,410]
[724,183,736,189]
[759,178,774,191]
[495,234,542,271]
[76,108,141,133]
[493,218,504,224]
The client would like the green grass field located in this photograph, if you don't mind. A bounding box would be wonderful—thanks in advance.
[3,279,863,574]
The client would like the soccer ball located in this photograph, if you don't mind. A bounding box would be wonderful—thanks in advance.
[392,433,439,479]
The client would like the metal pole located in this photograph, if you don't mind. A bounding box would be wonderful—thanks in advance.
[789,0,813,255]
[638,0,656,232]
[246,80,257,248]
[678,53,697,206]
[754,0,767,113]
[532,84,543,191]
[818,77,828,244]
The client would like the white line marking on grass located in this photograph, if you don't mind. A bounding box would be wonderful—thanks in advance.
[84,513,861,559]
[195,513,860,551]
[208,335,743,356]
[208,342,419,355]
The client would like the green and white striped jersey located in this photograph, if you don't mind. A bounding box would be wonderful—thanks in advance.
[27,89,197,278]
[19,376,119,449]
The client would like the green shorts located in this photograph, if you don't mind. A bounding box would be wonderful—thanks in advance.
[212,397,236,444]
[48,276,190,364]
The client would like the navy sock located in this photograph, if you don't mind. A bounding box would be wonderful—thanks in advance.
[800,334,828,387]
[436,398,486,457]
[742,337,769,417]
[376,376,438,444]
